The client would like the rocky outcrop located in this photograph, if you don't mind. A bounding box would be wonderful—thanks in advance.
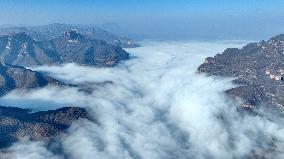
[198,34,284,110]
[0,31,129,67]
[0,106,88,148]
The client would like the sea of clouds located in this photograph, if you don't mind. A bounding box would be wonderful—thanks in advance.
[1,40,284,159]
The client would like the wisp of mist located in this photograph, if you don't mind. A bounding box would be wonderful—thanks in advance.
[1,41,284,159]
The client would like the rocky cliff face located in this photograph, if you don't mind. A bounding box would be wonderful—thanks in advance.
[198,35,284,110]
[0,106,88,148]
[0,31,129,67]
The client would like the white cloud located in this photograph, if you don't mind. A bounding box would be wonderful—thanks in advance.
[0,138,62,159]
[2,40,284,159]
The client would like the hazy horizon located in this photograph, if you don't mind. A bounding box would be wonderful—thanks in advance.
[0,0,284,40]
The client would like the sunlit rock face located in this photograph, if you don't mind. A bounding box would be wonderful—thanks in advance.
[198,34,284,110]
[0,31,129,67]
[0,106,88,148]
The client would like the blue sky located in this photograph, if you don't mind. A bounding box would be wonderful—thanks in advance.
[1,0,284,40]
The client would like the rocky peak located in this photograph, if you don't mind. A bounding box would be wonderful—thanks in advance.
[63,29,86,42]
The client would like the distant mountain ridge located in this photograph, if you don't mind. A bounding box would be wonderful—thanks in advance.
[0,23,140,48]
[0,30,129,67]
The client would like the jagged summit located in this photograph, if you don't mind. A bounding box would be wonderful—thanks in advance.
[63,29,83,42]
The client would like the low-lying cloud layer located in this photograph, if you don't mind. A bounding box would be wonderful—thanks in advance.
[1,40,284,159]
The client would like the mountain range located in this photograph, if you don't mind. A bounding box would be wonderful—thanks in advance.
[0,23,140,48]
[0,24,138,148]
[0,30,129,67]
[7,23,284,153]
